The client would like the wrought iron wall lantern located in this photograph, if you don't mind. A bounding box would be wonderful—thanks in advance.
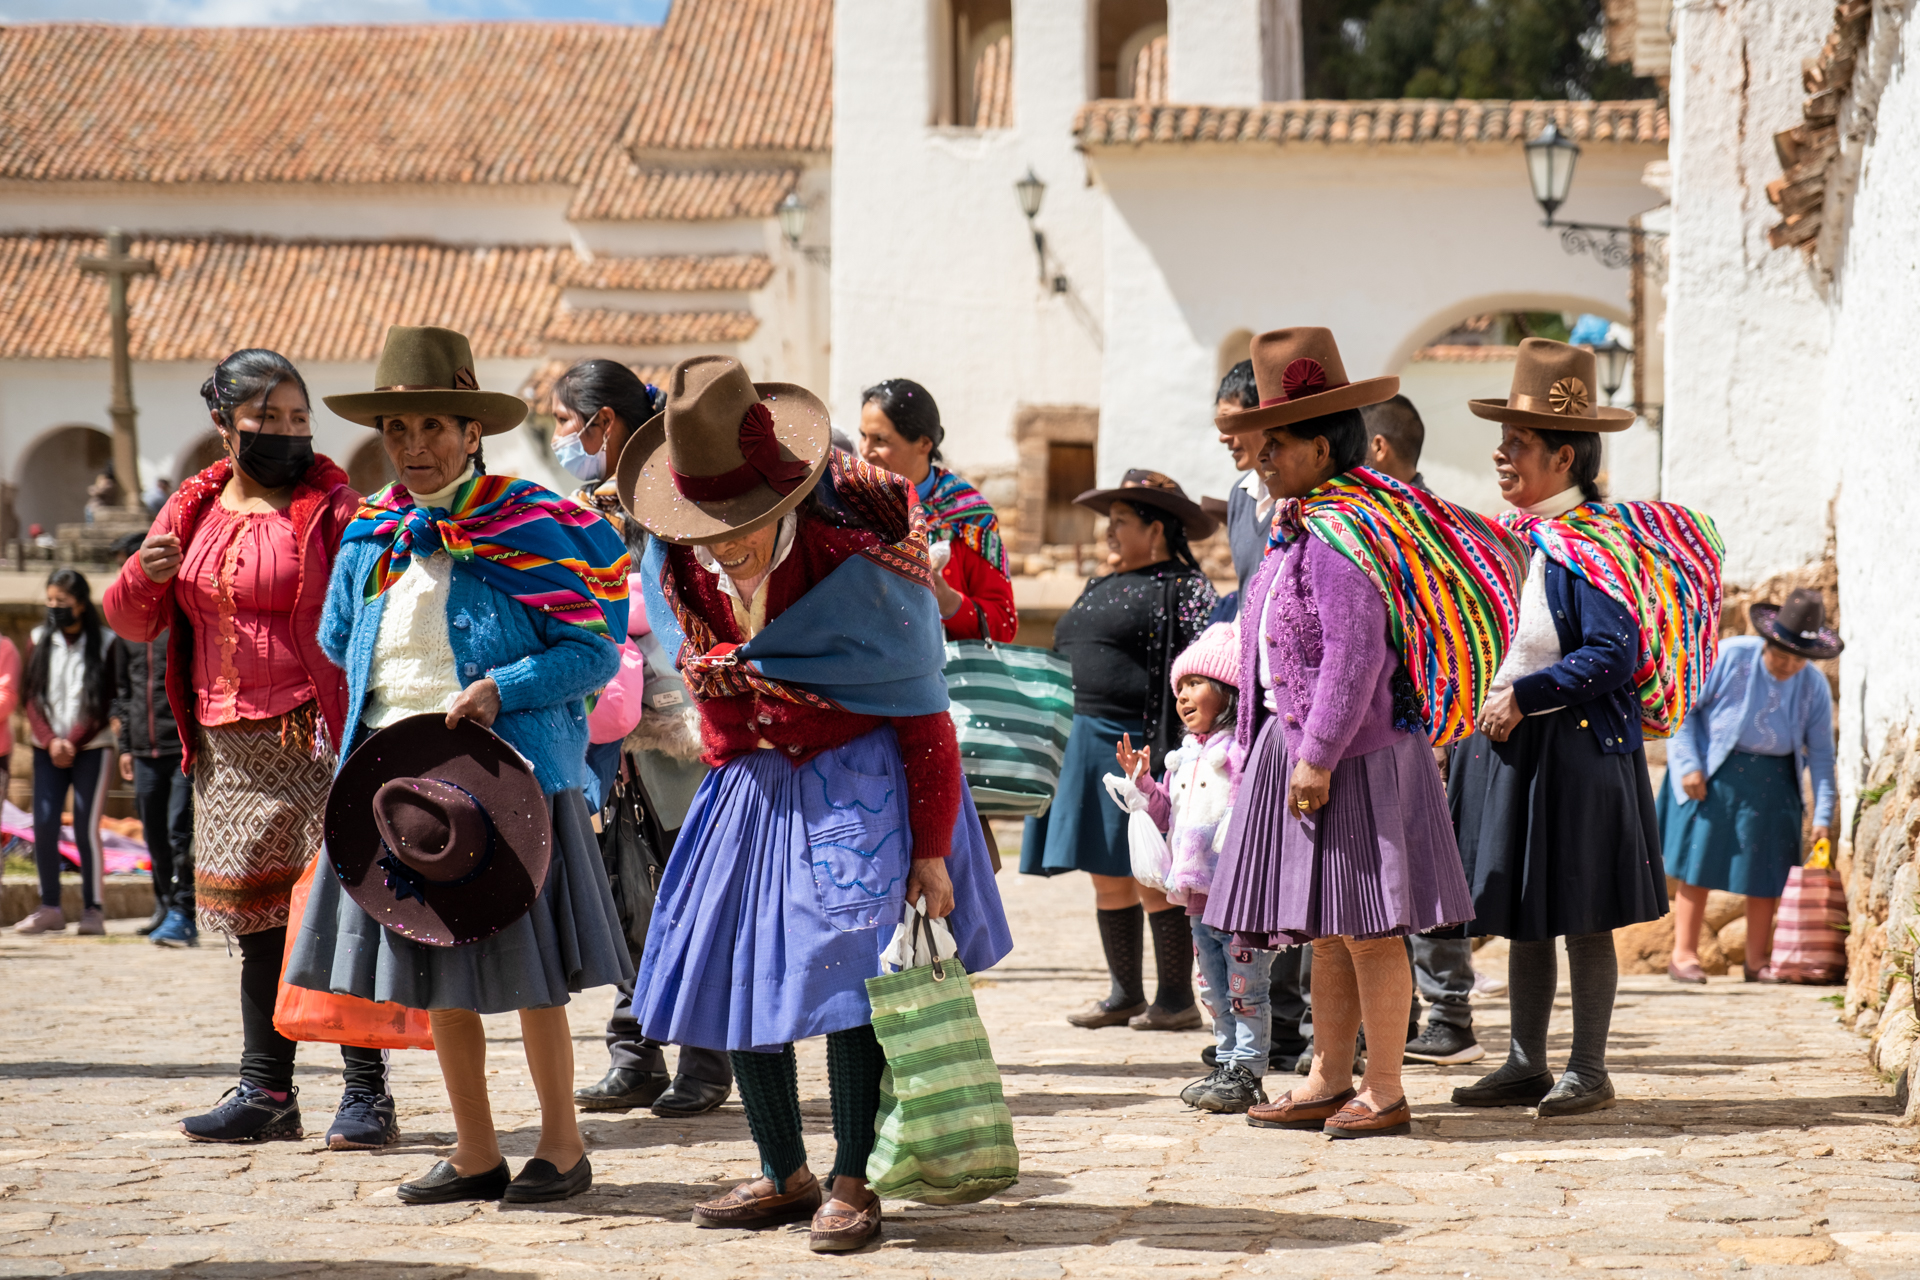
[1592,336,1629,403]
[777,192,831,267]
[1015,167,1070,294]
[1524,125,1666,270]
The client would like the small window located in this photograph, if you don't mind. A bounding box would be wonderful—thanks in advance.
[1044,441,1097,545]
[934,0,1014,128]
[1097,0,1168,99]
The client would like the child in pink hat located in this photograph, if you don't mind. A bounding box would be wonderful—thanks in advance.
[1114,621,1271,1114]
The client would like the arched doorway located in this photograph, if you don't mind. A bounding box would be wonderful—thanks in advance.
[175,431,225,484]
[15,425,113,535]
[346,437,395,497]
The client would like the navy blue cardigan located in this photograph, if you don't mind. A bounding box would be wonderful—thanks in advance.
[1510,558,1643,755]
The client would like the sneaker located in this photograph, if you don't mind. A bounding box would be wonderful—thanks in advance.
[1193,1063,1267,1114]
[150,907,199,948]
[1180,1067,1224,1107]
[1404,1023,1486,1065]
[181,1084,303,1143]
[137,904,169,936]
[1268,1046,1306,1073]
[326,1090,399,1150]
[77,908,105,936]
[11,906,64,934]
[1471,971,1508,998]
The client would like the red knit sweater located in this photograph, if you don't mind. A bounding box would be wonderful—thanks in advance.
[665,511,962,859]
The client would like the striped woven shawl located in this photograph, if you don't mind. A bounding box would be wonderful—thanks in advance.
[918,467,1008,576]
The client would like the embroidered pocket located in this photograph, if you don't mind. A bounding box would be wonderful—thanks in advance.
[798,742,908,932]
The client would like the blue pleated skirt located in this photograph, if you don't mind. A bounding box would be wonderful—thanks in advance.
[631,727,1013,1053]
[1019,714,1145,878]
[1659,750,1802,898]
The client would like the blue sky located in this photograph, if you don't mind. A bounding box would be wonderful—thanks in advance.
[1,0,667,21]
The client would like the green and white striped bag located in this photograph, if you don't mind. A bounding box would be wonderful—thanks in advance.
[944,616,1073,818]
[864,914,1019,1204]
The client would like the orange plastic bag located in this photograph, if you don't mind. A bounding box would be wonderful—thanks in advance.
[274,859,436,1050]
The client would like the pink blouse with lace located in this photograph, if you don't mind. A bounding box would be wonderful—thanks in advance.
[176,501,316,726]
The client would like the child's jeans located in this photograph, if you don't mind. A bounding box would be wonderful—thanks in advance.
[1192,917,1274,1071]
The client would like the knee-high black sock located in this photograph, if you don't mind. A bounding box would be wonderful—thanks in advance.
[1480,937,1555,1085]
[1563,931,1618,1088]
[1147,906,1195,1012]
[825,1024,886,1182]
[728,1045,807,1191]
[1096,905,1145,1010]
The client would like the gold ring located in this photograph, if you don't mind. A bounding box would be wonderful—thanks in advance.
[1296,800,1310,811]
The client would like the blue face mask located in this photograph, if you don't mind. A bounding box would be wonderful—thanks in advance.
[553,428,605,482]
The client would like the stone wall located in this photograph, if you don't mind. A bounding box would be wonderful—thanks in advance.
[1839,726,1920,1119]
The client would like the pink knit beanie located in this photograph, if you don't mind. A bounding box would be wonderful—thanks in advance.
[1170,621,1240,691]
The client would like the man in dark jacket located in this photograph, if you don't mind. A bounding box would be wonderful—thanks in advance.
[109,532,195,947]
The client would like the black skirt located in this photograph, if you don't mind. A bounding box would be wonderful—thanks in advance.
[1447,711,1667,942]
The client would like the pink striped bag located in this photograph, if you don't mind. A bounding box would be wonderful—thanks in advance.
[1768,865,1848,984]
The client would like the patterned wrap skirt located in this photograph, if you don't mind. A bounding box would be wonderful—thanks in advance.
[632,727,1014,1054]
[192,704,334,938]
[1203,714,1473,947]
[1658,750,1802,898]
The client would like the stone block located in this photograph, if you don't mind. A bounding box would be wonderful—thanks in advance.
[1615,914,1728,975]
[1871,1008,1918,1079]
[1704,890,1746,933]
[1719,916,1748,969]
[0,874,155,924]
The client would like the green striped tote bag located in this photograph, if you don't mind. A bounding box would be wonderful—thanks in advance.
[865,953,1020,1204]
[944,622,1073,818]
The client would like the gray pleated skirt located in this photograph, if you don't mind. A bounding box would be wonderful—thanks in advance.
[284,788,633,1014]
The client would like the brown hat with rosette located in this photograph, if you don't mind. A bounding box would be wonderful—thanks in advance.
[1468,337,1636,433]
[324,326,529,436]
[1215,327,1400,434]
[615,355,831,546]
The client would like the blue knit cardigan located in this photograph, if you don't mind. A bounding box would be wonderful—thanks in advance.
[320,538,621,795]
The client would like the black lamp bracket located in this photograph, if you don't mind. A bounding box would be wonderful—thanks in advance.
[1543,218,1668,270]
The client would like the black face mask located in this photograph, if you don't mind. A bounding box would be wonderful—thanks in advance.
[232,430,314,490]
[46,605,75,631]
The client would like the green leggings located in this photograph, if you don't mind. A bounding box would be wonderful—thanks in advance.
[729,1023,886,1192]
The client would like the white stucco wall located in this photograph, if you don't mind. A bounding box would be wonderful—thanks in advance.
[1091,142,1657,502]
[1661,0,1835,586]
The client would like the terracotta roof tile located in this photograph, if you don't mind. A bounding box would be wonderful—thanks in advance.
[568,162,800,221]
[0,234,764,361]
[519,356,672,416]
[555,253,772,291]
[1073,98,1669,148]
[620,0,832,152]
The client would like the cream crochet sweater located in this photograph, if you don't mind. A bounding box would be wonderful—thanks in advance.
[363,467,469,728]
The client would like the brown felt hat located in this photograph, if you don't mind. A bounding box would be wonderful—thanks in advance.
[615,355,831,546]
[325,326,530,436]
[326,716,551,948]
[1750,588,1842,660]
[1468,337,1636,433]
[1215,327,1399,434]
[1074,469,1218,540]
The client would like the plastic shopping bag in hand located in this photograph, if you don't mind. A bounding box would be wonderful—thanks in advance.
[1102,772,1171,890]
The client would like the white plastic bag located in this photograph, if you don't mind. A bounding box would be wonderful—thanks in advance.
[880,896,960,973]
[1102,773,1172,890]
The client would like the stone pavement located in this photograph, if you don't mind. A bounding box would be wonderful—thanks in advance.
[0,866,1913,1280]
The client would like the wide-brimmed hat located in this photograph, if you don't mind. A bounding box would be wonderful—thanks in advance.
[1074,469,1218,540]
[325,716,552,948]
[325,326,530,436]
[1750,588,1842,660]
[615,355,831,546]
[1468,337,1636,433]
[1215,328,1399,434]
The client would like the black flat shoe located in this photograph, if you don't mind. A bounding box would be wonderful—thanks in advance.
[396,1158,510,1205]
[575,1066,670,1111]
[651,1074,730,1118]
[1450,1070,1554,1108]
[503,1155,592,1203]
[1536,1074,1616,1117]
[136,905,169,936]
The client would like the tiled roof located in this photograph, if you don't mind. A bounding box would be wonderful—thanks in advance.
[519,356,672,417]
[1074,99,1669,147]
[555,254,773,292]
[972,33,1014,129]
[0,23,653,186]
[620,0,832,152]
[0,234,763,362]
[568,162,800,221]
[1411,344,1522,362]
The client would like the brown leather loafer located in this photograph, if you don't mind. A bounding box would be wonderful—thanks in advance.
[1067,999,1148,1029]
[1128,1003,1205,1032]
[808,1187,883,1253]
[691,1170,823,1228]
[1667,959,1707,985]
[1246,1087,1356,1130]
[1324,1096,1412,1139]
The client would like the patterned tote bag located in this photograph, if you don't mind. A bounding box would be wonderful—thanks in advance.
[944,605,1073,818]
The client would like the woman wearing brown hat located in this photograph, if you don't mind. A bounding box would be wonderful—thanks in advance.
[617,355,1010,1252]
[1660,589,1837,983]
[283,326,634,1206]
[1020,472,1218,1033]
[1450,337,1723,1117]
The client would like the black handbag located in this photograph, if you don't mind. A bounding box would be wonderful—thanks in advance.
[598,752,670,959]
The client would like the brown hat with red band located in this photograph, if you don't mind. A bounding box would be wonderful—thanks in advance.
[324,325,529,436]
[1468,337,1635,433]
[1215,327,1399,434]
[615,354,832,545]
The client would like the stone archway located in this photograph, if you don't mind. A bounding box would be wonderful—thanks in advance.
[175,431,225,484]
[346,436,394,497]
[15,424,113,535]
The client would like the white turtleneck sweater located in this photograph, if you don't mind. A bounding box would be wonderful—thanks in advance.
[1487,486,1587,704]
[363,465,473,729]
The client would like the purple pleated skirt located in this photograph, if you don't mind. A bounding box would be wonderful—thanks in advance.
[1203,714,1473,947]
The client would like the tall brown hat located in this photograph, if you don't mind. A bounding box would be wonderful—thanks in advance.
[1749,588,1842,660]
[325,716,552,948]
[1074,469,1218,539]
[615,355,831,546]
[1468,337,1636,433]
[1215,327,1399,434]
[324,326,529,436]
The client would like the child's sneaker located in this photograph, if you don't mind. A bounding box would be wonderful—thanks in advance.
[180,1084,302,1143]
[1180,1067,1224,1107]
[1193,1063,1266,1114]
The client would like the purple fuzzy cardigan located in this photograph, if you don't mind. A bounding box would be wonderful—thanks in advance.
[1236,532,1407,772]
